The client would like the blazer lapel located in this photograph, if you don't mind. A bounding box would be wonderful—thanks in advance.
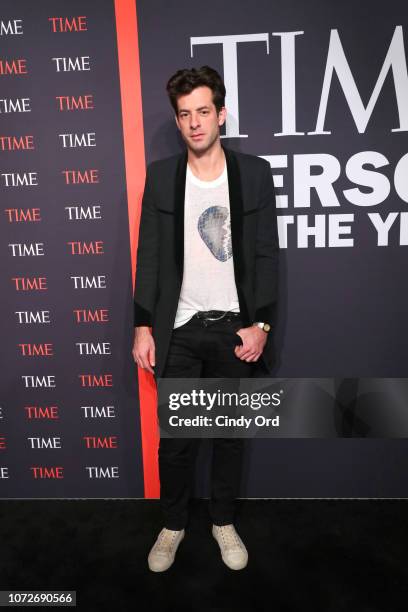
[174,150,187,285]
[223,146,245,285]
[223,145,250,323]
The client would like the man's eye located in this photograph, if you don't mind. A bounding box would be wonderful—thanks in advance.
[200,111,208,115]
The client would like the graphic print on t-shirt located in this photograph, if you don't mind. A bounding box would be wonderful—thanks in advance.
[197,205,232,262]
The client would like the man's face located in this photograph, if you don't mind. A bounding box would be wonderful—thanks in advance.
[175,85,226,154]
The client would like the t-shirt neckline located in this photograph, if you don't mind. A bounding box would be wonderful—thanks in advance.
[186,163,227,188]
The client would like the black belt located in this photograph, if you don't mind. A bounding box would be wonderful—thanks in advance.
[193,310,241,322]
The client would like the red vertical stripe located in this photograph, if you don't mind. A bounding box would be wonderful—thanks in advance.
[114,0,160,498]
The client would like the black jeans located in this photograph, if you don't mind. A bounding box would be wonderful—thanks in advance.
[158,312,255,530]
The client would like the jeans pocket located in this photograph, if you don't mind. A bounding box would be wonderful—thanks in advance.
[233,334,243,347]
[229,319,243,345]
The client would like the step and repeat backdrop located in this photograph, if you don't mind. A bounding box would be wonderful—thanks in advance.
[1,0,408,497]
[1,0,144,497]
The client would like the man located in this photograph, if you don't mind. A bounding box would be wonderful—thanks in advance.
[132,66,279,572]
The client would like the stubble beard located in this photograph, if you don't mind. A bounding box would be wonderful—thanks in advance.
[186,129,220,157]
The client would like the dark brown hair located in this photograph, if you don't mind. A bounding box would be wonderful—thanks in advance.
[166,66,226,114]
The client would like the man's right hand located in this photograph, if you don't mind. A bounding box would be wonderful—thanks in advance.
[132,326,155,374]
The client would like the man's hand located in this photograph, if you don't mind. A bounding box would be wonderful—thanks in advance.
[133,326,155,374]
[234,325,268,362]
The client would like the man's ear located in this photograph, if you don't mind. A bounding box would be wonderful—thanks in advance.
[174,114,181,131]
[217,106,227,127]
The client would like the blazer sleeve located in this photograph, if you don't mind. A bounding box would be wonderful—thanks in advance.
[133,163,159,327]
[254,161,279,327]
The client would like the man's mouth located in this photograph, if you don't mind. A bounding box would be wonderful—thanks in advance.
[191,133,204,139]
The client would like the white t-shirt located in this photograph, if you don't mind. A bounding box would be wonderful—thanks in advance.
[173,162,240,329]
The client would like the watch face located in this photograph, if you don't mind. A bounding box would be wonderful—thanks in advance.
[263,323,271,332]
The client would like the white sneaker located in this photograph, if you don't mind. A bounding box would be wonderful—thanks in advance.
[148,527,185,572]
[212,524,248,570]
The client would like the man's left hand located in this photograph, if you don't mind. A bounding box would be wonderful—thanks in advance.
[234,325,268,362]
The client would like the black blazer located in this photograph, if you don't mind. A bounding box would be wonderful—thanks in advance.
[133,145,279,378]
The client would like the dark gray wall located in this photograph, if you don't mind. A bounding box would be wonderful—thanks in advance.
[136,0,408,496]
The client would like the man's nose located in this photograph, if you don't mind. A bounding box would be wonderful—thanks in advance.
[190,113,200,129]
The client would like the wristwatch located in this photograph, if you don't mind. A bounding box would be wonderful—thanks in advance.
[253,322,271,333]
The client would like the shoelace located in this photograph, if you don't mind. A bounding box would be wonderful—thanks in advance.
[154,529,180,553]
[215,526,243,551]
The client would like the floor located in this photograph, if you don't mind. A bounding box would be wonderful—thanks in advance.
[0,499,407,611]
